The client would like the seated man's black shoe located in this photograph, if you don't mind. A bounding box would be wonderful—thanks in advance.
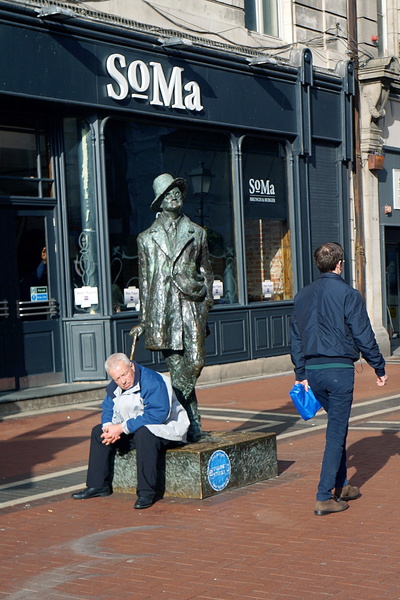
[134,495,154,509]
[72,486,111,500]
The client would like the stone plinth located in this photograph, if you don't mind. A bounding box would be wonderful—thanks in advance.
[113,430,278,499]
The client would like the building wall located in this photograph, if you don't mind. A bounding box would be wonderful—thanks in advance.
[11,0,389,68]
[2,0,398,388]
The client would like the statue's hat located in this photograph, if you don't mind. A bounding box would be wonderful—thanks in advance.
[151,173,187,212]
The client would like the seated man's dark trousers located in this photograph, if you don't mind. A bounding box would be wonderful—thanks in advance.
[86,423,171,500]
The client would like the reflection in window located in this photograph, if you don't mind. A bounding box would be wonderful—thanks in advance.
[16,216,48,303]
[63,118,100,315]
[104,120,238,313]
[242,137,292,303]
[244,0,279,37]
[0,124,53,197]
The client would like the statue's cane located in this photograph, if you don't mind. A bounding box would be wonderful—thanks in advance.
[129,332,138,361]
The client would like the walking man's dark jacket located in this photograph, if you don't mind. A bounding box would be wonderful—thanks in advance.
[290,272,386,381]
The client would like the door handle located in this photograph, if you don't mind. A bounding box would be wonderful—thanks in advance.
[0,299,9,318]
[17,299,59,319]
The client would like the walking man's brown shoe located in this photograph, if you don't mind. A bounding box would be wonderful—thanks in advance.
[333,485,360,501]
[314,497,349,516]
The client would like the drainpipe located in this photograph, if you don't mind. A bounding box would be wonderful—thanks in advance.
[348,0,366,297]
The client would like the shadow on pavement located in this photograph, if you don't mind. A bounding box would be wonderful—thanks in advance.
[347,429,400,488]
[0,411,97,483]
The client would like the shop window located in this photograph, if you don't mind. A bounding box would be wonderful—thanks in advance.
[242,137,292,303]
[16,216,48,303]
[104,120,238,313]
[0,124,53,198]
[244,0,279,37]
[63,118,100,315]
[385,229,400,339]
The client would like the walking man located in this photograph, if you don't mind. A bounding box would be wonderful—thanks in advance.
[290,242,388,516]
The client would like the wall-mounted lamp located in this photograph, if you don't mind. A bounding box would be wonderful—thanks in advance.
[368,153,385,171]
[37,6,76,20]
[247,55,278,66]
[159,36,193,48]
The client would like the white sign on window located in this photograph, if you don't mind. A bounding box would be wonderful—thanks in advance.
[213,279,224,299]
[74,286,98,308]
[262,280,274,298]
[124,286,140,309]
[30,286,48,302]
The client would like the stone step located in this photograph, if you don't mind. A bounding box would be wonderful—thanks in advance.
[113,430,278,499]
[0,382,106,417]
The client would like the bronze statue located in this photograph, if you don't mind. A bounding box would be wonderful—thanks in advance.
[130,173,214,442]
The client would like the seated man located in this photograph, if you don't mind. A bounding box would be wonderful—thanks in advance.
[72,352,190,509]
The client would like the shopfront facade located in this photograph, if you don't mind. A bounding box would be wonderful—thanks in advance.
[0,2,354,390]
[378,94,400,344]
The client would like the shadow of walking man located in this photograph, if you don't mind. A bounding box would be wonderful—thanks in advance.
[346,429,399,488]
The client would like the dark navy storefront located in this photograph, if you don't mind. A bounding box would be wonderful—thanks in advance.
[0,2,354,390]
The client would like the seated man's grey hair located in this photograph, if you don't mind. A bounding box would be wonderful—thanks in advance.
[104,352,131,374]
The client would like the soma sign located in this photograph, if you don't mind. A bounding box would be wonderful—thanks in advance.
[105,53,204,112]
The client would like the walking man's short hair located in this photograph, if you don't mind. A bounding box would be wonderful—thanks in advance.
[314,242,344,273]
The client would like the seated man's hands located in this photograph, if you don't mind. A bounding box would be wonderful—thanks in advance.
[101,423,123,445]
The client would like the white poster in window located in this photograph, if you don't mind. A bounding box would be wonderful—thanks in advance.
[74,286,99,308]
[213,279,224,299]
[124,286,140,309]
[262,280,274,298]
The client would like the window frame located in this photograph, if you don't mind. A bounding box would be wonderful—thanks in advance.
[101,117,240,313]
[244,0,280,38]
[0,124,54,200]
[240,135,293,304]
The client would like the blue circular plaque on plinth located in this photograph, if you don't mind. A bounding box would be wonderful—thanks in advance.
[207,450,231,491]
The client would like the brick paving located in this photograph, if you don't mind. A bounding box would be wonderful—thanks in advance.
[0,363,400,599]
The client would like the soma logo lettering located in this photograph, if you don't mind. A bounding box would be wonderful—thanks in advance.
[105,54,203,112]
[248,179,275,195]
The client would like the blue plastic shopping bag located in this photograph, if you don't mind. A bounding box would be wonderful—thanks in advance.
[289,383,322,420]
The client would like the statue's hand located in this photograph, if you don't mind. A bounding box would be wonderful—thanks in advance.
[129,324,145,339]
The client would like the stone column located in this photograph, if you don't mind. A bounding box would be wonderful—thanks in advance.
[358,57,400,356]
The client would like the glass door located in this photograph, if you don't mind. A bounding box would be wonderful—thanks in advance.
[0,207,62,391]
[385,228,400,347]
